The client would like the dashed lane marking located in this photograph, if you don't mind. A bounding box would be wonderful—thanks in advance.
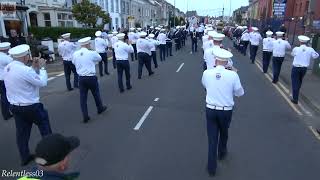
[56,73,65,77]
[154,98,159,102]
[134,106,154,131]
[176,63,185,72]
[48,77,56,81]
[309,126,320,141]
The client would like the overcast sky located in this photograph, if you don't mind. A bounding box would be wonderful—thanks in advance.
[166,0,249,16]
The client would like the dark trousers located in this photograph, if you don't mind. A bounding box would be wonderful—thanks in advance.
[131,44,138,61]
[250,45,259,63]
[112,49,117,69]
[159,44,166,61]
[151,51,158,68]
[206,107,233,173]
[241,41,249,55]
[192,40,198,53]
[11,103,52,162]
[166,42,173,56]
[203,62,207,71]
[116,60,131,91]
[0,81,12,119]
[182,38,185,46]
[262,51,272,73]
[291,67,307,102]
[175,39,180,51]
[79,76,104,119]
[98,53,109,76]
[138,52,153,79]
[272,57,285,83]
[63,61,79,90]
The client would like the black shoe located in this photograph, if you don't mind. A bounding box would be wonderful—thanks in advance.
[149,72,154,76]
[4,114,13,120]
[105,72,110,75]
[98,106,107,114]
[100,74,104,77]
[138,77,141,79]
[218,152,228,161]
[74,86,79,89]
[83,117,90,123]
[68,88,74,91]
[21,155,34,166]
[291,99,298,104]
[120,89,125,93]
[272,80,278,84]
[127,86,132,90]
[207,169,216,177]
[155,66,158,68]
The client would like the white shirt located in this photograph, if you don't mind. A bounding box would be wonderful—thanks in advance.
[241,32,250,41]
[202,65,244,108]
[137,38,153,56]
[0,52,13,80]
[202,35,209,44]
[291,45,319,67]
[263,37,275,52]
[3,61,47,105]
[111,36,118,48]
[148,39,159,51]
[203,40,214,52]
[157,33,167,45]
[249,32,262,46]
[204,45,220,69]
[128,33,139,44]
[58,40,77,61]
[95,37,108,53]
[72,48,101,76]
[114,41,134,60]
[272,39,291,57]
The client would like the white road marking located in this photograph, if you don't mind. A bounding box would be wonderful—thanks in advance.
[134,106,154,131]
[309,126,320,141]
[154,98,159,102]
[56,73,65,77]
[176,63,185,72]
[48,77,56,81]
[255,62,303,115]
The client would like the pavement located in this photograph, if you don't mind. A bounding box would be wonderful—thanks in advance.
[1,39,320,179]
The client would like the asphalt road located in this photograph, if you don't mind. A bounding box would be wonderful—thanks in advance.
[1,39,320,180]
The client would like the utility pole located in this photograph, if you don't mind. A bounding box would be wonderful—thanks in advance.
[173,0,176,27]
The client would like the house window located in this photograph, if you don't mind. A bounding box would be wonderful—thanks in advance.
[115,17,119,28]
[105,0,108,11]
[126,2,129,14]
[121,0,125,13]
[305,1,309,12]
[43,13,51,27]
[58,13,73,27]
[111,0,114,12]
[116,0,119,13]
[299,3,302,12]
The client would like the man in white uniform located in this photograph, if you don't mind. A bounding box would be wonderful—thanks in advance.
[157,29,167,61]
[136,32,154,79]
[114,33,134,93]
[128,28,139,61]
[203,32,225,70]
[95,31,109,76]
[271,31,291,83]
[0,42,13,120]
[58,33,79,91]
[148,34,160,68]
[240,28,250,56]
[290,35,319,104]
[4,44,52,166]
[111,31,119,69]
[249,27,262,63]
[262,31,275,73]
[202,48,244,176]
[72,37,107,123]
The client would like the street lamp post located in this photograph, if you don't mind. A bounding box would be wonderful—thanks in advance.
[292,17,303,45]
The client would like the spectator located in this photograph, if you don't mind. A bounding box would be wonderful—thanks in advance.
[9,29,26,48]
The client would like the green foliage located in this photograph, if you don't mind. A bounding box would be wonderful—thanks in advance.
[72,0,110,28]
[28,27,100,42]
[169,16,186,27]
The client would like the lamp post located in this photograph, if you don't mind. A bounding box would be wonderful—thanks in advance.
[292,16,303,45]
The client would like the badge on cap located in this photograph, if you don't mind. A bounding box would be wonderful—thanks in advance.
[216,73,221,80]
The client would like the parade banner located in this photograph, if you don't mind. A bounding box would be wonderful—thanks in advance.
[273,0,287,18]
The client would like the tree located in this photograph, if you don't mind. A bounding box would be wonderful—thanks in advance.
[236,14,242,25]
[72,0,110,28]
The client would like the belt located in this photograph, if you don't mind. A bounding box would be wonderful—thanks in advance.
[206,104,233,110]
[263,49,272,52]
[116,59,128,61]
[79,74,96,77]
[273,56,285,58]
[293,64,306,68]
[12,103,34,106]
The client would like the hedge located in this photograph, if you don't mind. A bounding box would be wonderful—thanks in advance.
[28,27,100,42]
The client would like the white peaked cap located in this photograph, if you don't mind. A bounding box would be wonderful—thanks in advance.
[252,27,259,31]
[266,31,273,36]
[61,33,71,39]
[0,42,11,50]
[176,26,180,29]
[148,33,155,38]
[116,33,126,40]
[112,31,118,35]
[139,32,147,37]
[95,31,102,37]
[8,44,30,58]
[243,26,248,29]
[276,31,284,36]
[212,33,225,41]
[137,28,142,31]
[213,48,233,62]
[298,35,310,43]
[129,28,135,31]
[78,37,91,45]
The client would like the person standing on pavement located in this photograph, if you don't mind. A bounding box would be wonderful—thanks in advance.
[202,48,244,176]
[18,134,80,180]
[72,37,107,123]
[240,27,250,56]
[148,34,160,68]
[114,33,134,93]
[249,27,262,64]
[95,31,109,77]
[271,31,291,84]
[262,31,275,73]
[157,29,167,62]
[111,31,119,69]
[58,33,79,91]
[4,44,52,166]
[0,42,13,120]
[290,35,319,104]
[166,28,173,57]
[137,32,154,79]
